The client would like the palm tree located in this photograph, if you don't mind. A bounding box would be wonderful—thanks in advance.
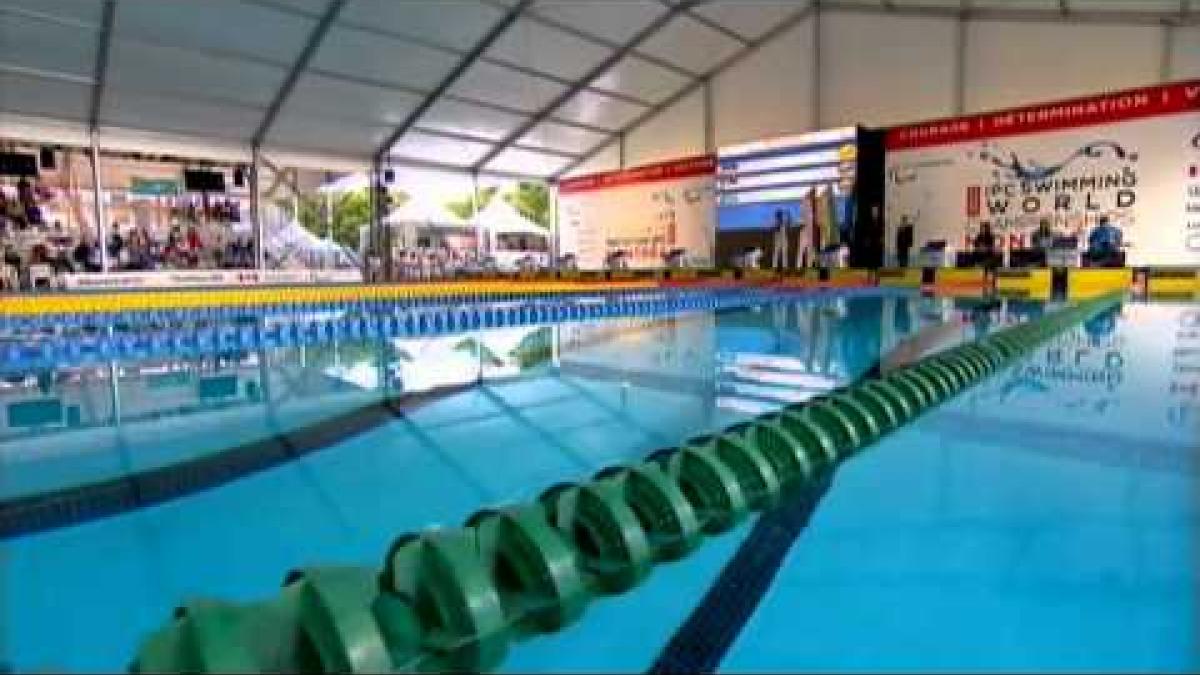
[503,182,551,228]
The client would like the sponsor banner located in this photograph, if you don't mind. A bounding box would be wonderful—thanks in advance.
[62,268,362,290]
[886,81,1200,266]
[557,155,716,194]
[558,155,715,270]
[887,81,1200,150]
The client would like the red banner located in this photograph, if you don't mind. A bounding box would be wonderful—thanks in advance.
[557,154,716,194]
[887,80,1200,151]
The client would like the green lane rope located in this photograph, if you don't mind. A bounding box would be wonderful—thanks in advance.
[128,292,1123,674]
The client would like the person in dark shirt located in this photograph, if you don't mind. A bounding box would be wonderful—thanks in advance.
[1084,215,1124,267]
[973,221,996,254]
[1032,218,1055,251]
[896,215,915,267]
[107,223,124,259]
[771,208,791,270]
[72,238,91,271]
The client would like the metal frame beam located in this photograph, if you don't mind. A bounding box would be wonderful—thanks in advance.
[373,0,533,163]
[87,0,117,131]
[555,1,817,180]
[247,0,657,108]
[675,1,753,46]
[251,0,346,148]
[409,125,583,160]
[483,0,703,80]
[822,1,1197,26]
[474,0,701,173]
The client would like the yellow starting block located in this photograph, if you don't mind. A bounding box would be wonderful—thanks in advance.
[1067,268,1132,298]
[876,268,921,288]
[995,268,1052,299]
[1145,267,1199,298]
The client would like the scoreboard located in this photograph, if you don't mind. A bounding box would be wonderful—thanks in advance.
[716,126,858,231]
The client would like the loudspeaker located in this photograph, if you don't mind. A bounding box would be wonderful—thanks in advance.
[383,168,395,183]
[233,165,246,187]
[39,146,55,171]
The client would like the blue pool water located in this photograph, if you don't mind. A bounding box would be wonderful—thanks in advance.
[0,290,1195,673]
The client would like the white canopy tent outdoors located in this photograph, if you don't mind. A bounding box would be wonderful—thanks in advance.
[476,197,547,237]
[4,0,1192,182]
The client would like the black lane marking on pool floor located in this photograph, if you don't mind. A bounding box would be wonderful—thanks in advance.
[0,383,474,539]
[646,472,834,675]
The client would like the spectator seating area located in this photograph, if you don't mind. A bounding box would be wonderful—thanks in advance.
[0,178,257,290]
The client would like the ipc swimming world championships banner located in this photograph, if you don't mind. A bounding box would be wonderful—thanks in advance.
[885,80,1200,265]
[557,155,716,269]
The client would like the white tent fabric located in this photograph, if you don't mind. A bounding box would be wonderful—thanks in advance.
[0,0,1191,180]
[384,196,470,229]
[261,203,356,268]
[476,197,546,237]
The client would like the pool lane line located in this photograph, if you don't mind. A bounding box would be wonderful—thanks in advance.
[0,382,476,540]
[646,473,834,675]
[645,294,1125,674]
[644,361,883,675]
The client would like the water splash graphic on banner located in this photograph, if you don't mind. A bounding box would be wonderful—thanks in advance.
[975,140,1137,181]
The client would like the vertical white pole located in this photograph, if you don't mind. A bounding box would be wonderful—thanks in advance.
[251,148,264,270]
[90,136,109,272]
[471,172,482,260]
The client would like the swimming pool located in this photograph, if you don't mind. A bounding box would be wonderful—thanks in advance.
[0,289,1195,672]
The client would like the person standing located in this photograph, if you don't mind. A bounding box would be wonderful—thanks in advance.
[771,208,790,270]
[896,215,914,267]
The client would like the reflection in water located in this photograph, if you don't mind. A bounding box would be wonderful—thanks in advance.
[4,294,1196,673]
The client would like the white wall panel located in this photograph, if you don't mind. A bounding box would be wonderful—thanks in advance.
[267,113,392,157]
[693,1,801,41]
[964,20,1161,113]
[0,72,90,122]
[338,0,504,51]
[519,121,608,154]
[639,14,744,74]
[554,90,646,130]
[1170,27,1200,80]
[114,1,313,64]
[593,55,690,105]
[712,16,815,147]
[107,41,287,108]
[418,99,529,141]
[485,147,571,176]
[0,0,104,26]
[450,61,567,113]
[0,14,97,79]
[284,73,422,127]
[100,92,263,142]
[392,131,494,167]
[561,142,621,179]
[487,18,612,81]
[532,1,666,44]
[624,89,704,167]
[819,10,957,128]
[313,26,458,91]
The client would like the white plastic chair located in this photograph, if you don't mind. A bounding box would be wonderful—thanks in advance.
[28,263,53,289]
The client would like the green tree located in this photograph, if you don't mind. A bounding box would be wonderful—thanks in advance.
[503,181,551,228]
[444,186,497,221]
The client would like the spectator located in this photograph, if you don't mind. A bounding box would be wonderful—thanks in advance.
[107,222,125,260]
[73,237,95,272]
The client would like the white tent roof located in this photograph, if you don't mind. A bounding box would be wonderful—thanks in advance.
[384,193,469,229]
[1,0,1191,179]
[476,197,547,236]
